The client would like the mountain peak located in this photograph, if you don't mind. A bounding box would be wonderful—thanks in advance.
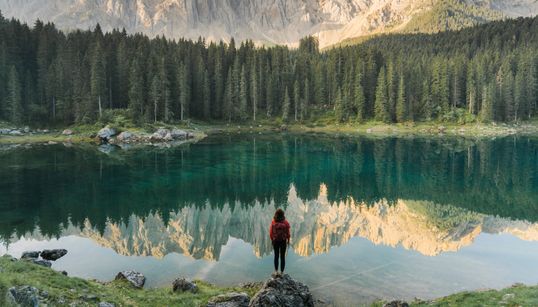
[1,0,537,48]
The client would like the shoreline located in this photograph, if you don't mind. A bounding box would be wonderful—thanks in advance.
[1,255,536,306]
[1,120,538,146]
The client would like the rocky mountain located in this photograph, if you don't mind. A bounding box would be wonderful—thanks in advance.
[1,0,538,48]
[12,184,538,260]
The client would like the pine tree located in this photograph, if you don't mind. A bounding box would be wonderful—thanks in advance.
[467,63,477,115]
[128,59,144,123]
[203,68,211,120]
[178,62,191,121]
[224,68,233,122]
[7,66,23,124]
[375,67,390,123]
[422,79,433,120]
[282,87,290,122]
[251,66,258,121]
[480,83,495,122]
[335,87,344,122]
[150,74,161,123]
[239,66,248,121]
[396,75,406,123]
[354,69,365,122]
[90,41,106,119]
[302,78,309,121]
[294,80,300,122]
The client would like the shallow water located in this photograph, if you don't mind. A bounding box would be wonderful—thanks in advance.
[1,134,537,305]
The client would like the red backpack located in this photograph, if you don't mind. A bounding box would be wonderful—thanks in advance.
[272,221,288,242]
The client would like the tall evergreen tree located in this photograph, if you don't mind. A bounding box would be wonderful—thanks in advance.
[396,75,407,122]
[90,41,106,119]
[354,69,365,122]
[375,67,390,122]
[282,87,290,122]
[7,66,23,124]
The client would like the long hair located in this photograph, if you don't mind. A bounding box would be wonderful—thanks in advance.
[273,208,285,222]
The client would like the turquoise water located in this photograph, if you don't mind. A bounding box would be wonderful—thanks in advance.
[1,134,538,305]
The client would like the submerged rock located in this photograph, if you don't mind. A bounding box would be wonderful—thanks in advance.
[115,271,146,289]
[6,285,40,307]
[249,274,313,307]
[41,249,67,261]
[172,277,198,293]
[207,292,250,307]
[21,251,40,260]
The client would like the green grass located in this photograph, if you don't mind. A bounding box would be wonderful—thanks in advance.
[0,256,259,306]
[412,284,538,306]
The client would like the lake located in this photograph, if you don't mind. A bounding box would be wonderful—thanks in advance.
[1,134,538,306]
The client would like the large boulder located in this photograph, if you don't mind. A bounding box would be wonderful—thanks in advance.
[62,129,74,136]
[97,126,117,141]
[171,129,188,140]
[21,251,40,260]
[5,285,40,307]
[9,130,23,136]
[40,249,67,261]
[207,292,250,307]
[172,277,198,293]
[115,271,146,289]
[116,131,133,142]
[0,128,11,134]
[249,274,313,307]
[151,128,170,142]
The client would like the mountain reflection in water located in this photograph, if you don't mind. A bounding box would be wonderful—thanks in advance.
[6,184,538,260]
[1,134,538,305]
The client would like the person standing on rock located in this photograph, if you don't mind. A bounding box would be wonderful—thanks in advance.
[269,208,291,275]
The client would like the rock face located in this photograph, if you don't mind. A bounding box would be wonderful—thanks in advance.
[2,0,538,48]
[40,249,68,261]
[207,292,250,307]
[5,285,40,307]
[172,277,198,293]
[115,271,146,289]
[249,274,314,307]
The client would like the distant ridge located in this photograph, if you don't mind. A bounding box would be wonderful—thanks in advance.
[1,0,538,48]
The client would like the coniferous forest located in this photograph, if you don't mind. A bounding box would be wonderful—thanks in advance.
[0,11,537,126]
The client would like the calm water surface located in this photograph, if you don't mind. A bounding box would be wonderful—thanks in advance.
[1,134,538,306]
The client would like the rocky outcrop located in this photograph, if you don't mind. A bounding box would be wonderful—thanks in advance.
[249,274,314,307]
[207,292,250,307]
[172,277,198,293]
[5,285,40,307]
[115,271,146,289]
[40,249,67,261]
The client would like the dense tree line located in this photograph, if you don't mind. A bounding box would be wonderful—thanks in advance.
[0,12,537,126]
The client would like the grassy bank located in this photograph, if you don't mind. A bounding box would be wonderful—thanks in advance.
[0,256,259,306]
[2,256,537,306]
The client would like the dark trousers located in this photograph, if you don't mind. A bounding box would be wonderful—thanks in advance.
[272,240,287,272]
